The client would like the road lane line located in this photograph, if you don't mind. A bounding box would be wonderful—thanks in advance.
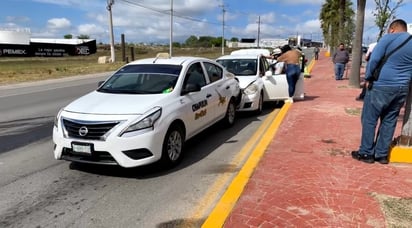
[202,102,291,228]
[185,107,280,226]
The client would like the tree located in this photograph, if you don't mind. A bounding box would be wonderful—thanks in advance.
[348,0,367,88]
[185,35,198,47]
[211,37,223,47]
[230,37,239,42]
[373,0,403,41]
[338,0,346,39]
[320,0,355,54]
[64,34,73,39]
[77,34,90,39]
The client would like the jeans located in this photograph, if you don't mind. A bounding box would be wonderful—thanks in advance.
[285,64,301,97]
[334,63,345,80]
[359,85,408,158]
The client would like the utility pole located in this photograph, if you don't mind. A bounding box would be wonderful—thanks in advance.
[169,0,173,57]
[107,0,115,62]
[257,16,261,48]
[219,3,225,55]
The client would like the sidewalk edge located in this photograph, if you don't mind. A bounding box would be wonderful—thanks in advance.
[202,102,292,228]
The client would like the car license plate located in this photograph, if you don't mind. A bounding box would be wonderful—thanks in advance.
[72,142,92,155]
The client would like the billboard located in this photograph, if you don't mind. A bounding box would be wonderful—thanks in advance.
[0,40,96,57]
[0,30,96,57]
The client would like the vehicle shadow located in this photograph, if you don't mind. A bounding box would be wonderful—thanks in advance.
[69,102,283,179]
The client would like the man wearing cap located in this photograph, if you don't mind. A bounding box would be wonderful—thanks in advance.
[266,48,285,74]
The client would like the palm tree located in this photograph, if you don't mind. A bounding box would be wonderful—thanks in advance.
[348,0,367,88]
[320,0,339,53]
[320,0,354,55]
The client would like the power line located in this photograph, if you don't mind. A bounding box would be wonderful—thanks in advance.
[118,0,221,26]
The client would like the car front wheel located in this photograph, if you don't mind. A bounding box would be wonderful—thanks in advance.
[161,124,185,167]
[222,98,236,127]
[255,92,263,114]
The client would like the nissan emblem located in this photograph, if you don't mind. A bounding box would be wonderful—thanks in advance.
[79,126,88,136]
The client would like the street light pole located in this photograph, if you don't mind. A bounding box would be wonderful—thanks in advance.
[170,0,173,57]
[107,0,115,62]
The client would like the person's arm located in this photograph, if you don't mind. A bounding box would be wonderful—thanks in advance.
[277,53,286,62]
[365,53,370,61]
[345,51,350,63]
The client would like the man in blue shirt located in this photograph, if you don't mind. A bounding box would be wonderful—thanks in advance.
[352,19,412,164]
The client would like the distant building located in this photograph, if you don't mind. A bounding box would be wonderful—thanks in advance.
[227,38,289,49]
[0,29,96,57]
[226,37,322,49]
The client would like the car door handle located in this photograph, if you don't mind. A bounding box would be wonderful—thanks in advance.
[225,86,230,89]
[206,94,212,98]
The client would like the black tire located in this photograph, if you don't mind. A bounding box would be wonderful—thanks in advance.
[222,98,236,127]
[160,124,185,167]
[255,92,263,115]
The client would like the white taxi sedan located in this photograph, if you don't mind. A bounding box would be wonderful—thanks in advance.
[53,55,240,168]
[216,51,269,113]
[217,49,304,114]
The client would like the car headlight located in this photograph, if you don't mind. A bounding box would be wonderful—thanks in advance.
[243,83,258,95]
[120,107,162,136]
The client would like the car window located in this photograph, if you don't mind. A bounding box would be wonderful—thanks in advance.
[259,57,269,75]
[184,62,206,88]
[204,62,223,83]
[98,64,181,94]
[217,59,257,76]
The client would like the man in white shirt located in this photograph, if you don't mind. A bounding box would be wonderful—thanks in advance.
[365,42,377,61]
[356,42,377,101]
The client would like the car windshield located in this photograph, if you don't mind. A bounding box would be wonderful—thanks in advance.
[97,64,182,94]
[217,59,257,76]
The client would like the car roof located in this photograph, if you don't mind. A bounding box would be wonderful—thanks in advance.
[127,56,212,66]
[230,48,270,56]
[217,54,260,60]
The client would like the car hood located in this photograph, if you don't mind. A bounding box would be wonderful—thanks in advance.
[236,76,259,89]
[64,91,166,115]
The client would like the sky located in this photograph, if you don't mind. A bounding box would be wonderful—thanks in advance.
[1,0,412,45]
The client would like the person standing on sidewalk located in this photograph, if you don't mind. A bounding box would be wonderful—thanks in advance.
[314,46,320,60]
[352,19,412,164]
[356,42,377,101]
[332,43,349,80]
[277,45,302,100]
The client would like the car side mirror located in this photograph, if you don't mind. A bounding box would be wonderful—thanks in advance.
[181,83,201,95]
[98,81,105,87]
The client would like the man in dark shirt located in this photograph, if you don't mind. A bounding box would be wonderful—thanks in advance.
[332,43,349,80]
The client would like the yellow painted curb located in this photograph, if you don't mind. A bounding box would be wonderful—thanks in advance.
[389,146,412,163]
[202,102,292,228]
[308,59,315,73]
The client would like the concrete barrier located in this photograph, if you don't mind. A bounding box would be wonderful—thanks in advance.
[98,56,110,64]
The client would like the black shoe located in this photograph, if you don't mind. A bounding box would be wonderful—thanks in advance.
[375,156,389,164]
[351,151,374,163]
[355,96,364,101]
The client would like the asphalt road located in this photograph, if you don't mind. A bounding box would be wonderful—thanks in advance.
[0,74,281,227]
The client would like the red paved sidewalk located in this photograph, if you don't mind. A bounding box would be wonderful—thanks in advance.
[224,51,412,227]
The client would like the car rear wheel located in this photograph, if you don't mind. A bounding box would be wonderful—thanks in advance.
[161,124,185,167]
[222,98,236,127]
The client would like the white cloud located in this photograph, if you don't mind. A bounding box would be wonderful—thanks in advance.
[265,0,323,5]
[47,18,71,30]
[78,24,105,36]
